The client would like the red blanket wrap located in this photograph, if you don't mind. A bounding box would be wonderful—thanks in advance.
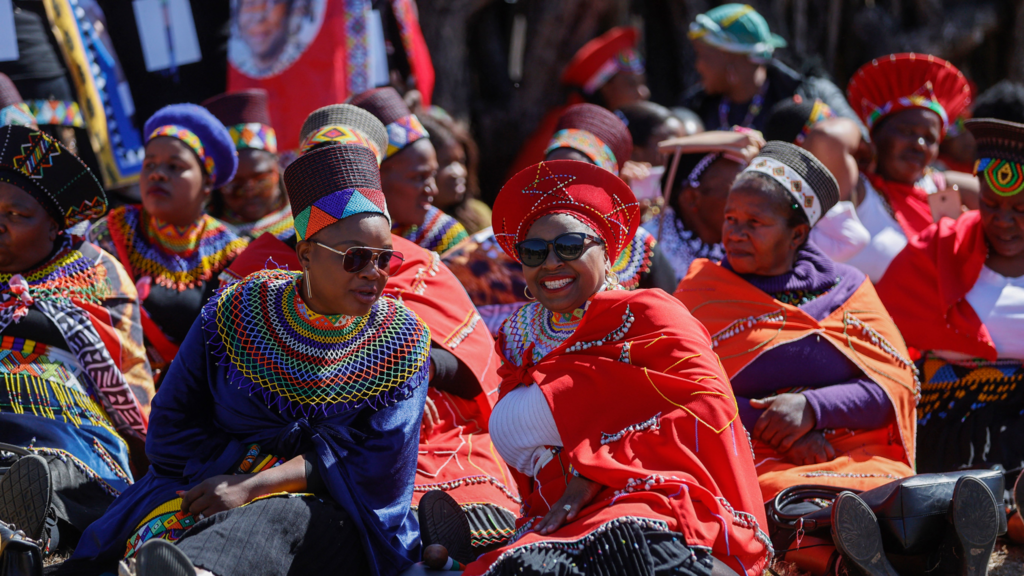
[464,289,770,576]
[675,260,919,499]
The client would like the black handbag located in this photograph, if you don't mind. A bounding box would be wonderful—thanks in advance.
[767,469,1007,556]
[0,521,42,576]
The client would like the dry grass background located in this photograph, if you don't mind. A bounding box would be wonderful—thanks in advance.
[767,539,1024,575]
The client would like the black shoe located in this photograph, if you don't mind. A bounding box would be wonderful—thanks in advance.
[831,492,899,576]
[0,520,42,576]
[137,539,196,576]
[0,456,51,542]
[418,490,474,565]
[949,476,999,576]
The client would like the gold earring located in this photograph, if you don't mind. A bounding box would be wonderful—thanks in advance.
[523,285,536,301]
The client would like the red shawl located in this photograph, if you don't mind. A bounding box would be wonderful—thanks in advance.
[875,211,994,360]
[865,172,935,238]
[466,289,770,576]
[227,0,434,151]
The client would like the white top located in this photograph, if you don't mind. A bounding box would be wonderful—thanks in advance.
[810,201,871,263]
[845,178,908,282]
[962,267,1024,360]
[488,383,563,478]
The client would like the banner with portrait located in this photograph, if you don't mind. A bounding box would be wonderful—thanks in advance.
[227,0,434,152]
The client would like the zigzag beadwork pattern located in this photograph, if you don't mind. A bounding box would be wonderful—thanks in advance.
[393,206,468,254]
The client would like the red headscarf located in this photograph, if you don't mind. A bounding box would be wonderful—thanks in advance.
[492,160,640,263]
[847,53,972,138]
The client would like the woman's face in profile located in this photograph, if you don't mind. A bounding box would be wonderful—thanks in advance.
[237,0,290,62]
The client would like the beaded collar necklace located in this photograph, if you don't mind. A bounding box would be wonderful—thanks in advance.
[0,236,110,307]
[718,79,769,129]
[503,300,592,366]
[392,206,468,254]
[107,206,248,291]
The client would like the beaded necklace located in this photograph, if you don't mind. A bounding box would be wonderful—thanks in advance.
[502,301,589,366]
[771,277,840,306]
[225,204,294,239]
[0,237,111,307]
[106,206,248,291]
[718,79,769,129]
[392,206,469,254]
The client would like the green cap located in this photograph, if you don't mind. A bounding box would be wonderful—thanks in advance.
[689,4,787,63]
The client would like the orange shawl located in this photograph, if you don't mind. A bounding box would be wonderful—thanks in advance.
[676,260,919,498]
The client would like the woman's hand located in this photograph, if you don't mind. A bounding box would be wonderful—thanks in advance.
[537,475,602,535]
[750,393,816,451]
[422,395,442,435]
[781,431,836,465]
[179,474,256,518]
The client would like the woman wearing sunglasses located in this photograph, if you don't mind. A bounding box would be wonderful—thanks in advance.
[70,143,432,576]
[422,160,769,576]
[203,89,293,240]
[89,104,248,383]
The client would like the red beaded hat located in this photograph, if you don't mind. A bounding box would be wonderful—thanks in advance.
[846,53,972,138]
[202,89,278,154]
[493,160,640,264]
[546,103,633,175]
[561,27,643,94]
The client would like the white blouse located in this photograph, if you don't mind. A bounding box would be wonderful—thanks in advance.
[488,383,563,478]
[810,201,871,263]
[845,178,908,282]
[965,267,1024,360]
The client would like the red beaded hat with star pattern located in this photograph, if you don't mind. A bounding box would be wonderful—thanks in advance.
[493,160,640,263]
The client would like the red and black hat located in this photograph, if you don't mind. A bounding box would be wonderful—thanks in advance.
[349,87,429,159]
[202,89,278,154]
[545,103,633,175]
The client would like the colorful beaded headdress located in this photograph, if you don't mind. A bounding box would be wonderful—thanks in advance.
[688,4,787,63]
[493,160,640,263]
[0,74,35,128]
[144,104,238,189]
[763,97,837,145]
[742,141,839,227]
[561,27,645,95]
[298,104,388,162]
[202,90,278,154]
[847,53,972,139]
[545,103,634,176]
[0,125,107,228]
[967,118,1024,197]
[349,87,430,160]
[284,143,390,241]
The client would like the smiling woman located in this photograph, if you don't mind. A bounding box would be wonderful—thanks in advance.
[71,143,432,576]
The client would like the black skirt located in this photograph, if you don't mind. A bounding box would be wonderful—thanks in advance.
[486,519,714,576]
[174,495,368,576]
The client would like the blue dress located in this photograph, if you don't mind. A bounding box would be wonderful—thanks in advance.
[72,270,431,576]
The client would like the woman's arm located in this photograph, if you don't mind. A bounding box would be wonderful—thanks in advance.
[178,455,310,518]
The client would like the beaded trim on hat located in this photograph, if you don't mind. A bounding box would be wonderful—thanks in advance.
[27,100,84,128]
[864,83,949,132]
[1,103,35,127]
[545,129,619,176]
[385,115,429,159]
[105,206,248,291]
[148,125,217,181]
[975,158,1024,197]
[205,269,430,417]
[228,123,277,154]
[293,188,389,241]
[795,100,837,145]
[744,156,823,226]
[300,125,380,161]
[581,48,645,95]
[392,205,468,254]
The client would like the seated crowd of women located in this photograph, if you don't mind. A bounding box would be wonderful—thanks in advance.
[0,16,1020,576]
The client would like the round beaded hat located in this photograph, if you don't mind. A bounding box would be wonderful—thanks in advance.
[283,143,389,241]
[298,103,388,162]
[349,87,429,159]
[202,89,278,154]
[742,141,840,227]
[144,103,238,189]
[546,103,634,175]
[493,159,640,264]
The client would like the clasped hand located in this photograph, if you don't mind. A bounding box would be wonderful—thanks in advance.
[751,393,835,465]
[179,474,256,518]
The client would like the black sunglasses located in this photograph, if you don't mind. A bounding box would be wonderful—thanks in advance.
[314,243,404,275]
[515,233,604,267]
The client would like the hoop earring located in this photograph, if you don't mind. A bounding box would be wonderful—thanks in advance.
[304,267,313,301]
[605,271,620,289]
[523,285,536,301]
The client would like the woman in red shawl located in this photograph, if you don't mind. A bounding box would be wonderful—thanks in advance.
[421,159,770,576]
[843,54,973,282]
[877,119,1024,479]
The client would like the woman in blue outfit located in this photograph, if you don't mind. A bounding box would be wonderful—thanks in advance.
[68,143,431,576]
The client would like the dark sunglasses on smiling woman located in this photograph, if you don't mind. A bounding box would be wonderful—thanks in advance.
[313,243,405,275]
[515,232,604,267]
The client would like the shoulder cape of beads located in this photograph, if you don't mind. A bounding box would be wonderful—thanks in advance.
[392,206,468,254]
[0,236,111,306]
[205,269,431,417]
[502,301,589,366]
[106,205,249,291]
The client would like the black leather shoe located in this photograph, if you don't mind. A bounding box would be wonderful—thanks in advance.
[0,520,42,576]
[948,475,999,576]
[831,492,899,576]
[418,490,475,565]
[137,539,196,576]
[0,456,51,542]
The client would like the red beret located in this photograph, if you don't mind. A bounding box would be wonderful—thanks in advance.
[561,27,640,90]
[847,53,972,138]
[493,160,640,264]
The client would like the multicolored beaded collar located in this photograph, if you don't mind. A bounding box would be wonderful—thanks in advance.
[228,123,277,154]
[385,115,429,159]
[148,125,218,181]
[502,300,591,366]
[545,129,619,176]
[206,269,430,416]
[105,205,248,291]
[392,205,468,254]
[226,204,294,240]
[975,158,1024,197]
[0,236,111,316]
